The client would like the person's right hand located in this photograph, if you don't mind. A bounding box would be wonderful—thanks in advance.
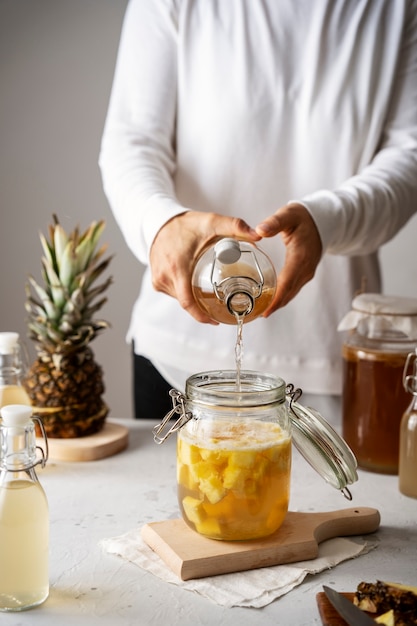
[149,210,261,323]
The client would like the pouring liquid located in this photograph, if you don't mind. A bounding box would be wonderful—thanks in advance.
[234,314,244,391]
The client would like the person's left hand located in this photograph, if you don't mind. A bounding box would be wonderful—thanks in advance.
[255,202,322,314]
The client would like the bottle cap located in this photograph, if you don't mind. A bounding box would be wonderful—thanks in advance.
[0,404,33,427]
[0,332,19,354]
[214,239,241,264]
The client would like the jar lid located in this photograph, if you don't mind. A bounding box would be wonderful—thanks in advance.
[338,293,417,340]
[0,332,19,354]
[289,400,358,495]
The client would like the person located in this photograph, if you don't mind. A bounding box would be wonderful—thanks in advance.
[99,0,417,419]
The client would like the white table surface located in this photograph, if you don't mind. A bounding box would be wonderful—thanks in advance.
[2,394,416,626]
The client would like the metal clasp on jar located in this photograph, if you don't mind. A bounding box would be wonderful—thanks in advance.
[34,416,49,468]
[152,389,193,444]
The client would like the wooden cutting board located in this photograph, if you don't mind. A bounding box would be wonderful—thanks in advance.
[316,591,379,625]
[141,506,380,580]
[37,420,129,462]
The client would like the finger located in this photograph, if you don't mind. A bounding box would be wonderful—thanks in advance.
[255,214,283,238]
[175,277,219,325]
[207,214,261,242]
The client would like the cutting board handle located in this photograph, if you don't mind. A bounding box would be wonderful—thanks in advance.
[310,507,380,544]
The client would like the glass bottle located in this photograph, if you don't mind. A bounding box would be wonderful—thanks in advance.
[192,238,277,324]
[0,404,49,611]
[153,370,358,541]
[399,349,417,498]
[339,293,417,474]
[0,332,31,408]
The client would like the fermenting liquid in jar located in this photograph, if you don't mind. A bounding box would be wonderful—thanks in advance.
[177,419,291,540]
[342,344,410,474]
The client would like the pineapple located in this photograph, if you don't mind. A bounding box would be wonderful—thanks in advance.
[23,215,112,438]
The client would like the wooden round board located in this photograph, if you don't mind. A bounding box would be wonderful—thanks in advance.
[37,420,129,462]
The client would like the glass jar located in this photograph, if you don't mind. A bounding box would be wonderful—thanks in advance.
[339,293,417,474]
[153,370,358,541]
[191,239,276,324]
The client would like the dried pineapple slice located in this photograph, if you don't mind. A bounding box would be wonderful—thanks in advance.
[375,609,395,626]
[383,582,417,596]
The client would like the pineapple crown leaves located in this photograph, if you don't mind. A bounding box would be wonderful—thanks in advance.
[25,214,113,355]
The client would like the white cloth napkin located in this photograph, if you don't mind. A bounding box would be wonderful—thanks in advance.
[100,528,378,608]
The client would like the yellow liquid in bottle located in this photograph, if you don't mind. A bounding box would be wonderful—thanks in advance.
[0,480,49,611]
[177,420,291,540]
[399,410,417,499]
[192,285,275,325]
[0,385,31,408]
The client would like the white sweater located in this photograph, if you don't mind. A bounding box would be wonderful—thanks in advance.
[99,0,417,394]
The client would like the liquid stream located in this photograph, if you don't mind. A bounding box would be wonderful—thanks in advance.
[234,314,244,391]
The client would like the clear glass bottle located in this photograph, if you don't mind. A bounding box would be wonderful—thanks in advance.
[153,370,358,541]
[339,294,417,474]
[0,332,31,408]
[192,238,277,324]
[0,404,49,611]
[399,349,417,498]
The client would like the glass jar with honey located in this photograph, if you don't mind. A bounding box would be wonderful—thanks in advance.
[339,293,417,475]
[153,370,358,541]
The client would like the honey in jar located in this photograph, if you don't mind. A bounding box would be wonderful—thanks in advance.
[339,294,417,474]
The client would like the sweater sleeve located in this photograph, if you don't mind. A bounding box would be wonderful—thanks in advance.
[99,0,186,265]
[301,4,417,256]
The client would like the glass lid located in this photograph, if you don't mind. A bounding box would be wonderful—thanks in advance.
[289,399,358,498]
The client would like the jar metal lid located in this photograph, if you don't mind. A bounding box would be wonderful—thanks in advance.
[289,400,358,495]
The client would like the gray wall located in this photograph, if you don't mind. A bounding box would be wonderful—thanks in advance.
[1,0,417,419]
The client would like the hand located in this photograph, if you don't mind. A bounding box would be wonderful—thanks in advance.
[149,211,261,323]
[255,203,322,314]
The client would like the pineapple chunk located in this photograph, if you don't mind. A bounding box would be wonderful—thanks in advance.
[177,439,201,466]
[223,464,250,491]
[199,473,226,504]
[375,609,395,626]
[194,517,222,537]
[182,496,205,525]
[228,450,257,468]
[200,448,226,466]
[177,463,198,491]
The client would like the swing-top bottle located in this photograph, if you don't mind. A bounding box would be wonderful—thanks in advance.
[192,238,277,324]
[0,404,49,611]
